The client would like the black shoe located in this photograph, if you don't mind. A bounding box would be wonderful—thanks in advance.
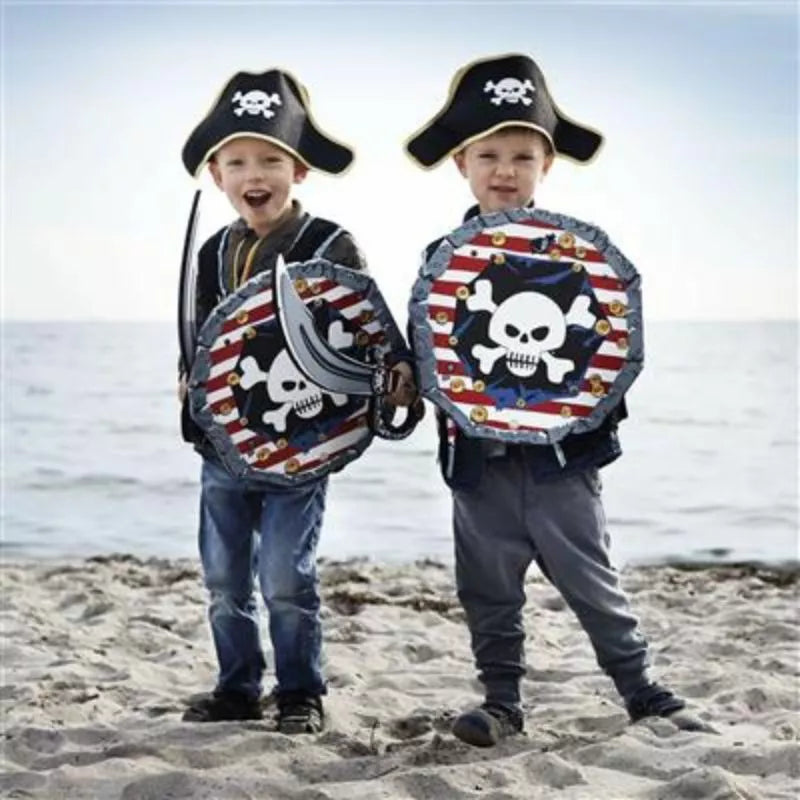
[626,682,712,732]
[276,691,324,734]
[182,690,263,722]
[452,702,524,747]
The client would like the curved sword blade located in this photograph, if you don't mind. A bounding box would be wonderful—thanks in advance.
[273,255,378,396]
[178,189,202,372]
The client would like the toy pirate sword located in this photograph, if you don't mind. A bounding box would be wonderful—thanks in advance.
[177,189,202,372]
[273,255,422,438]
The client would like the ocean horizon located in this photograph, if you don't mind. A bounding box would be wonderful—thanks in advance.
[3,319,798,569]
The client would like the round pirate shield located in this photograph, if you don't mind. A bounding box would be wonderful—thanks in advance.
[188,259,406,485]
[409,207,643,444]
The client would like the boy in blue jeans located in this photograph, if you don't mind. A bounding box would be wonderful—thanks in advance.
[178,67,412,732]
[405,53,707,746]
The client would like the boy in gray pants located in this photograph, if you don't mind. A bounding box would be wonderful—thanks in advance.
[404,53,707,747]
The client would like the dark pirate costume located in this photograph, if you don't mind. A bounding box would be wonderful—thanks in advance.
[404,53,698,746]
[179,68,366,732]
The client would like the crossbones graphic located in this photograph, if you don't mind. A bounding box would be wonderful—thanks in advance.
[232,90,282,119]
[236,320,351,432]
[466,279,596,383]
[483,77,536,106]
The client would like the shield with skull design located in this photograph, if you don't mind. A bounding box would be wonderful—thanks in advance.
[409,207,643,444]
[188,259,406,484]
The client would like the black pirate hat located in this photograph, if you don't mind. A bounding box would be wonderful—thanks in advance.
[405,53,603,168]
[182,68,354,177]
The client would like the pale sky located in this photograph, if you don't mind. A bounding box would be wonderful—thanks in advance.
[2,0,798,324]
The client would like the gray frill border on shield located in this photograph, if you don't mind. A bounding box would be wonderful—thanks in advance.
[408,207,644,445]
[189,259,404,485]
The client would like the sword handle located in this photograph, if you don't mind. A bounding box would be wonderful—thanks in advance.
[370,395,425,440]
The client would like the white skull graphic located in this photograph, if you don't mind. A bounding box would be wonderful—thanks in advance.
[483,77,536,106]
[238,348,347,433]
[466,279,596,383]
[488,293,567,378]
[232,90,282,119]
[267,350,324,419]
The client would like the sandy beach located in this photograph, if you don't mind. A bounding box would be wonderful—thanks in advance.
[1,554,797,799]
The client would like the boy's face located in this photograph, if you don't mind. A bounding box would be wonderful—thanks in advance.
[453,129,554,213]
[209,137,308,236]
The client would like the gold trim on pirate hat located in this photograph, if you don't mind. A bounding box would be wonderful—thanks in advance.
[182,68,354,177]
[404,53,603,168]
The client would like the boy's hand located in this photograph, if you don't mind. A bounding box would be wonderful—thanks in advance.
[386,361,418,407]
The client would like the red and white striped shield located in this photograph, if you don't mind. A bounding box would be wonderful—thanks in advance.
[409,207,643,444]
[188,259,403,484]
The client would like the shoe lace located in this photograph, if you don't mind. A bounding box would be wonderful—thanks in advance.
[481,702,521,730]
[628,683,685,719]
[278,691,321,717]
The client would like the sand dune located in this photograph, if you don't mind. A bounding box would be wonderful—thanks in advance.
[1,555,798,799]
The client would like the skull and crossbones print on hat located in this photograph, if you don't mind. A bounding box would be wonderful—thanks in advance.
[404,53,603,168]
[182,68,354,177]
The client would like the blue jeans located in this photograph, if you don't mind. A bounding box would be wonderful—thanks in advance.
[197,458,328,700]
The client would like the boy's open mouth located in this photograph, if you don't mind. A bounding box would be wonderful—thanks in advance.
[243,190,271,208]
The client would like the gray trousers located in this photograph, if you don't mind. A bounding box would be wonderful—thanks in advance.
[453,450,651,707]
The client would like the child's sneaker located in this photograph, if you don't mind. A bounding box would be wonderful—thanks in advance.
[452,702,524,747]
[626,682,714,732]
[182,690,263,722]
[276,691,325,734]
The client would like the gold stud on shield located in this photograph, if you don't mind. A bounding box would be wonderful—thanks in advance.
[276,438,288,450]
[450,378,465,393]
[549,248,561,260]
[359,309,373,323]
[456,286,470,300]
[310,282,323,294]
[434,311,450,325]
[492,253,506,265]
[235,310,249,325]
[617,336,629,350]
[515,397,527,409]
[473,380,486,392]
[219,402,233,415]
[470,406,488,423]
[560,406,573,418]
[244,326,257,339]
[285,458,301,474]
[227,373,240,387]
[572,262,584,273]
[255,447,269,461]
[491,231,507,246]
[575,246,587,258]
[558,232,575,249]
[595,320,611,336]
[239,416,249,427]
[588,373,606,398]
[294,278,308,293]
[355,330,370,346]
[609,300,627,316]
